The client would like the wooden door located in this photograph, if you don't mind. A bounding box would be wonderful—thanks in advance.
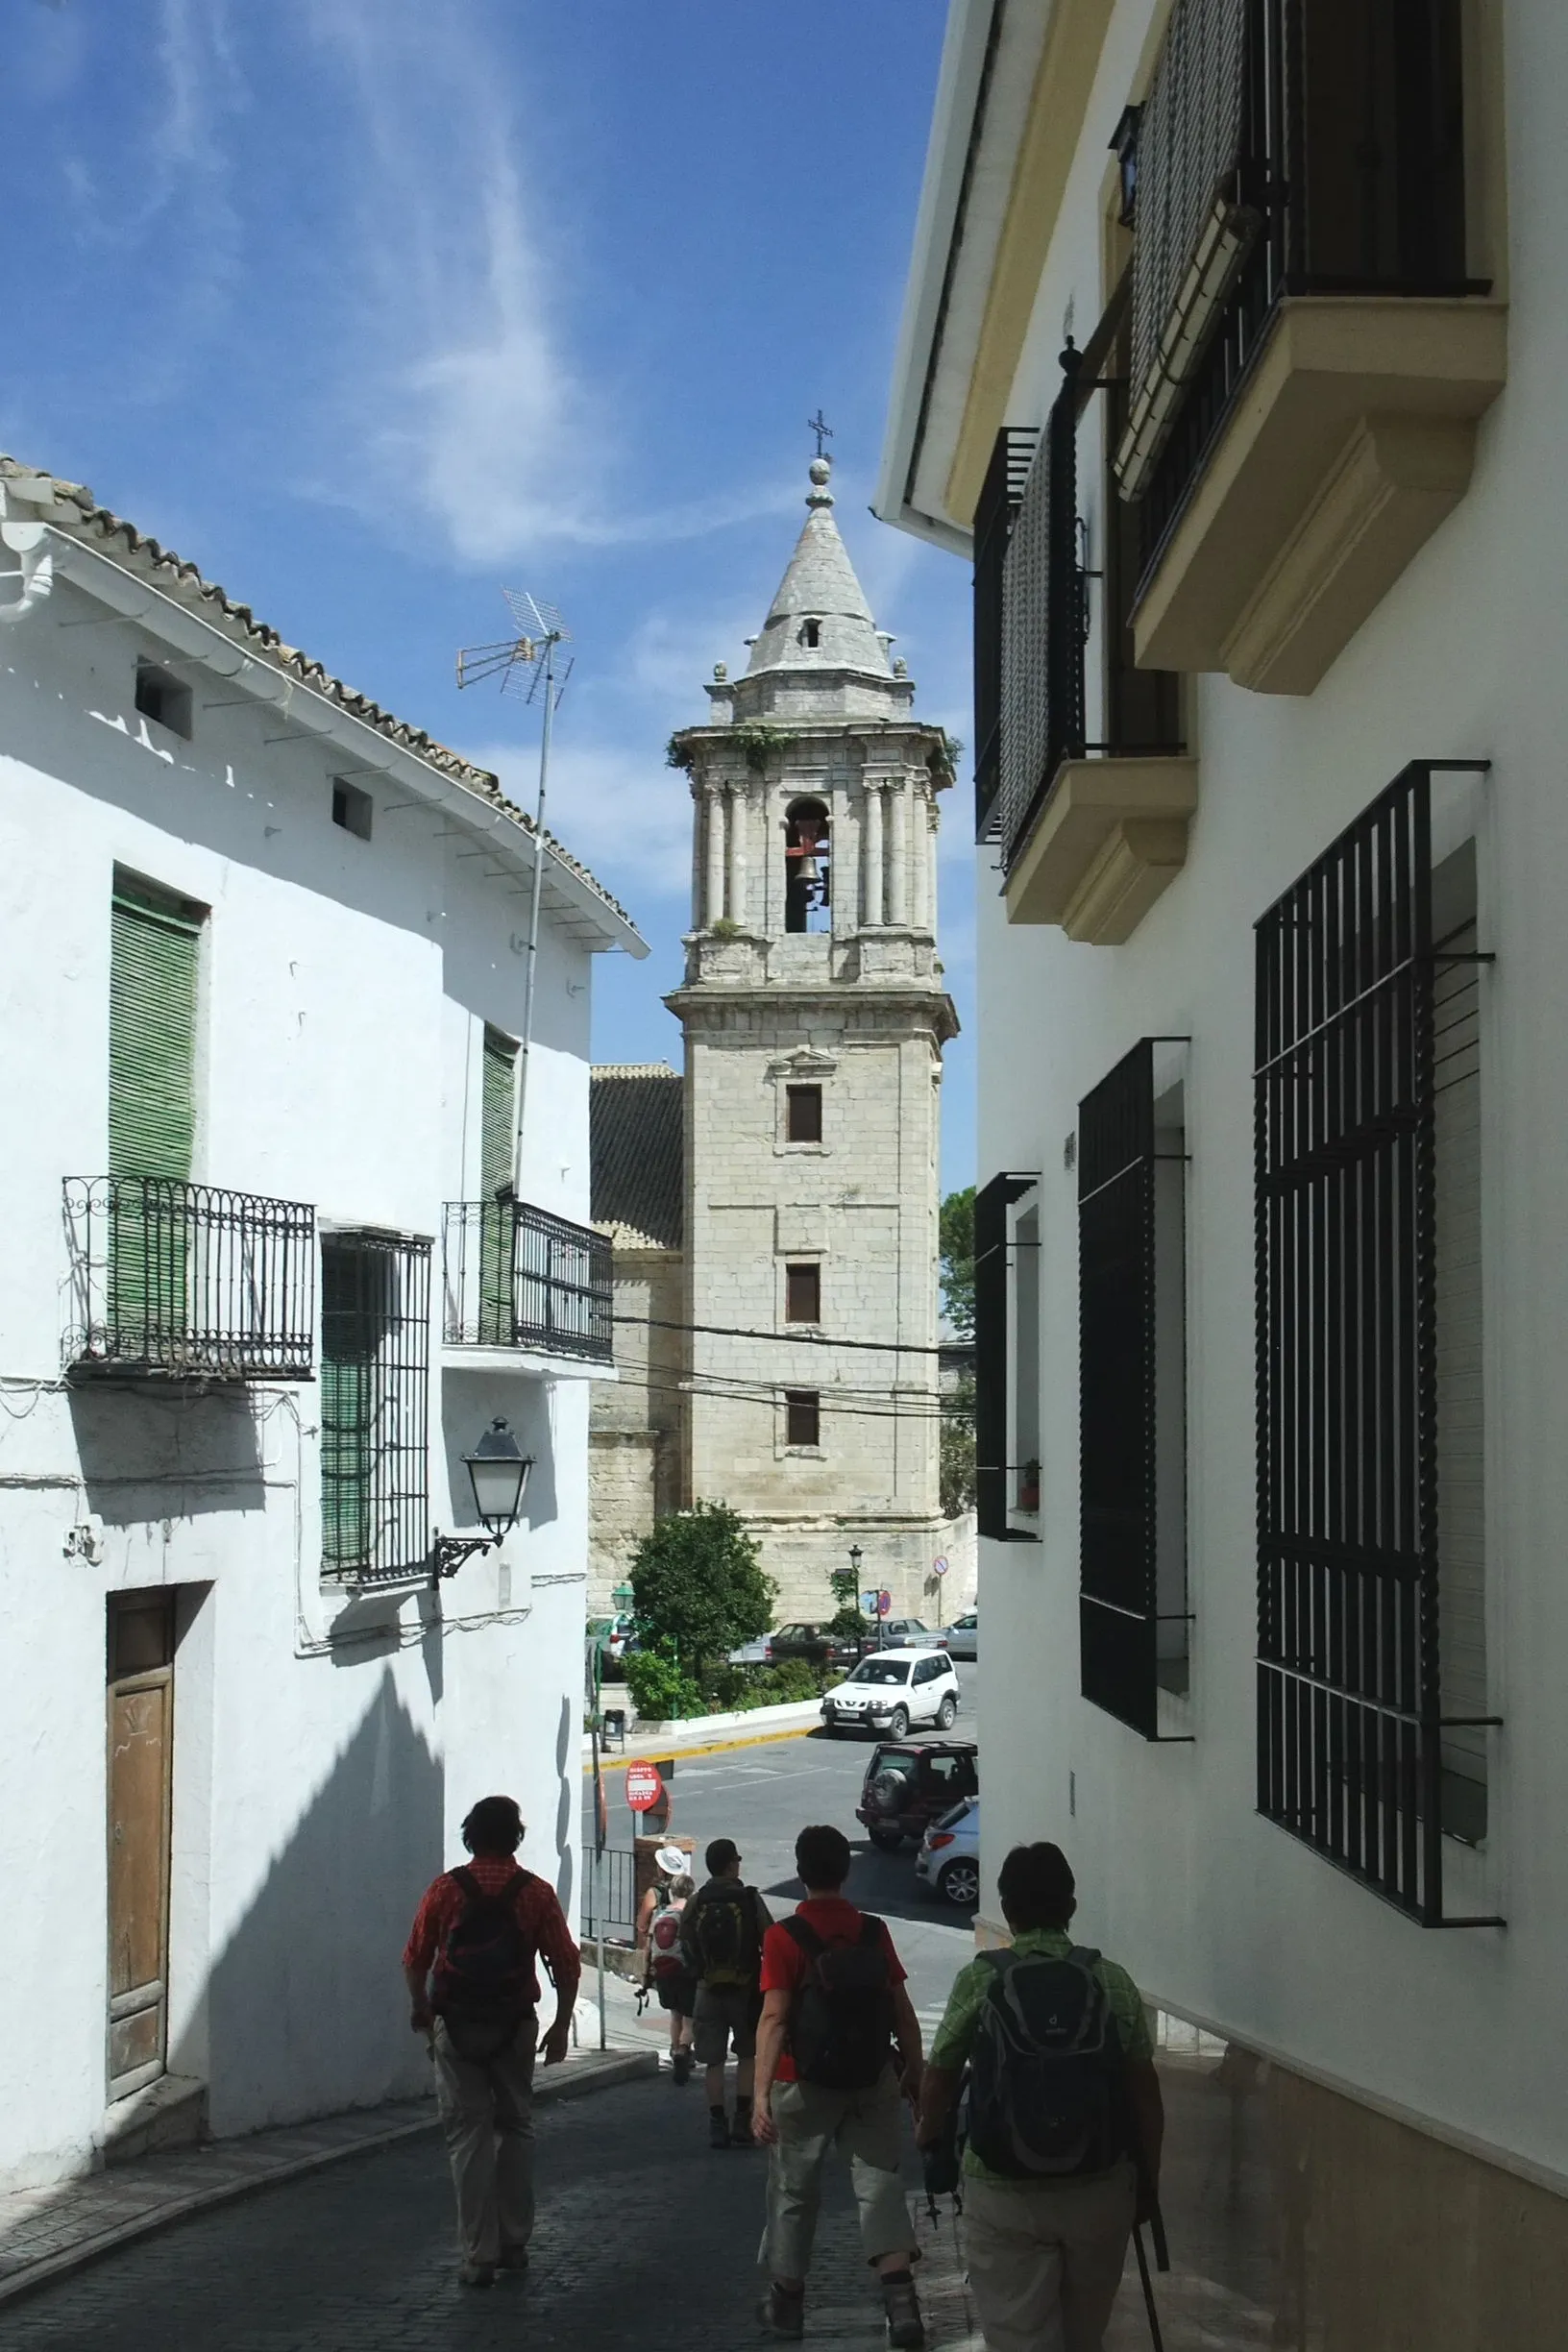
[107,1595,175,2097]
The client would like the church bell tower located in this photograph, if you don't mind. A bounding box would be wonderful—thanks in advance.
[666,453,959,1622]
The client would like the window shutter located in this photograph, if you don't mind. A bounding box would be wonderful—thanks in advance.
[974,1173,1036,1540]
[108,885,200,1182]
[481,1028,517,1198]
[996,357,1082,870]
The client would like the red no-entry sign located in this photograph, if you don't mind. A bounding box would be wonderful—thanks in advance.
[625,1760,666,1813]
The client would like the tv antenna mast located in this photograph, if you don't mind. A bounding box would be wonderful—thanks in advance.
[456,590,573,1191]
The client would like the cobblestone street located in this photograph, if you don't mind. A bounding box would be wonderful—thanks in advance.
[0,2074,981,2352]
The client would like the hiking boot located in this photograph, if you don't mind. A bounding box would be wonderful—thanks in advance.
[497,2246,530,2274]
[881,2274,924,2347]
[672,2048,693,2086]
[459,2261,496,2290]
[730,2104,754,2145]
[709,2107,732,2148]
[757,2283,805,2339]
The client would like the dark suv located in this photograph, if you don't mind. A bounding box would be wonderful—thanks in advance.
[854,1739,978,1851]
[767,1622,861,1669]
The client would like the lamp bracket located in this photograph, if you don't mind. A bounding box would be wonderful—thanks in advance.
[429,1532,495,1583]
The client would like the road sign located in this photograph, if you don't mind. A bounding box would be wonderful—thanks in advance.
[877,1589,893,1617]
[860,1590,880,1616]
[625,1760,666,1813]
[932,1555,949,1579]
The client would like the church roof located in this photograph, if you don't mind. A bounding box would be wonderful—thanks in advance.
[743,457,895,683]
[591,1064,684,1250]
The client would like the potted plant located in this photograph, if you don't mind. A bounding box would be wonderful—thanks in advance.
[1018,1459,1041,1512]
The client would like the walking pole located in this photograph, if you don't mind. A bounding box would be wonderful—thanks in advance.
[1131,2225,1165,2352]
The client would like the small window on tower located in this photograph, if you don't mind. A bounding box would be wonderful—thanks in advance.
[332,779,374,840]
[785,1263,821,1324]
[786,1084,822,1143]
[135,660,192,740]
[800,618,821,649]
[785,1390,821,1449]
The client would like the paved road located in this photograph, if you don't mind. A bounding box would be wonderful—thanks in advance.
[0,2076,950,2352]
[586,1664,980,2022]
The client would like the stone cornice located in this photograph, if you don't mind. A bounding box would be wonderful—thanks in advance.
[667,983,960,1046]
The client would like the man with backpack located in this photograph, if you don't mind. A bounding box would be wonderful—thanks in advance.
[403,1795,579,2289]
[916,1841,1164,2352]
[751,1823,926,2347]
[679,1835,772,2145]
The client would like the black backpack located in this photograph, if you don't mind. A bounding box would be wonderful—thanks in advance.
[966,1946,1130,2179]
[432,1867,534,2025]
[782,1915,895,2091]
[688,1882,762,1988]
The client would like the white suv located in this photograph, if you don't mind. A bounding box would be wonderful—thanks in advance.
[821,1647,961,1738]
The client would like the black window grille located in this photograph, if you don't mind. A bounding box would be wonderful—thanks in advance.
[974,1171,1041,1541]
[992,355,1084,870]
[1125,0,1475,581]
[321,1231,431,1583]
[972,427,1039,841]
[64,1178,316,1382]
[1255,760,1500,1925]
[442,1198,613,1363]
[1079,1041,1192,1738]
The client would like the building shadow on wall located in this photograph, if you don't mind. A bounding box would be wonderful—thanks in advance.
[69,1384,266,1523]
[189,1669,444,2138]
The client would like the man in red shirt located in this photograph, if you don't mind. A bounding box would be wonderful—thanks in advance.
[403,1795,580,2289]
[752,1823,925,2346]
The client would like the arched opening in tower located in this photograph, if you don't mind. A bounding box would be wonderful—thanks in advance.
[784,797,831,934]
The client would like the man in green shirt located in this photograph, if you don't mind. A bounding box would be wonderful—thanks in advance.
[916,1842,1164,2352]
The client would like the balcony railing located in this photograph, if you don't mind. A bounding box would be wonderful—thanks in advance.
[443,1196,614,1365]
[1124,0,1476,583]
[65,1177,316,1381]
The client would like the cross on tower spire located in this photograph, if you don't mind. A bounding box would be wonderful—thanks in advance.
[807,408,833,460]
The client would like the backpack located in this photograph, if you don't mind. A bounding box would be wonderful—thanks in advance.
[649,1901,688,1981]
[688,1882,761,1988]
[782,1915,895,2091]
[966,1946,1130,2179]
[431,1867,534,2028]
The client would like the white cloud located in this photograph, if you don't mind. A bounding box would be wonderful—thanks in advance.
[462,734,695,906]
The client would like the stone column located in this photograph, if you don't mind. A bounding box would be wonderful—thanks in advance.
[703,781,726,927]
[910,786,929,932]
[888,776,910,928]
[863,782,884,926]
[725,784,747,926]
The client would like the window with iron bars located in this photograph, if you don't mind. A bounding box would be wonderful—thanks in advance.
[320,1231,431,1583]
[974,1172,1041,1543]
[1254,760,1499,1925]
[1079,1040,1192,1739]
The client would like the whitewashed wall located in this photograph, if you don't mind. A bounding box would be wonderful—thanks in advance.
[973,0,1568,2197]
[0,574,602,2191]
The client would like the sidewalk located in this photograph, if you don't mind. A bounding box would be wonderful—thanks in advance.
[582,1697,822,1769]
[0,2043,651,2312]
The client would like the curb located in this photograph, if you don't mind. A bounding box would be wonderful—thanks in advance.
[0,2047,655,2312]
[581,1719,820,1774]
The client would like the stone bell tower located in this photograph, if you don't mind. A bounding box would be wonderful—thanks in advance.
[666,453,959,1623]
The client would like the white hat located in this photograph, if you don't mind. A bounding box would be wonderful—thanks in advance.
[655,1844,688,1875]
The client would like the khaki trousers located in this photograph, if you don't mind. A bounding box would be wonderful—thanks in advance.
[431,2015,537,2267]
[762,2070,915,2282]
[962,2162,1137,2352]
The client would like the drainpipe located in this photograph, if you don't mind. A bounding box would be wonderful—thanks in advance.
[0,521,55,623]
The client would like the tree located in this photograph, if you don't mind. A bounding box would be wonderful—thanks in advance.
[939,1186,975,1340]
[629,1501,775,1686]
[941,1377,977,1517]
[827,1562,866,1639]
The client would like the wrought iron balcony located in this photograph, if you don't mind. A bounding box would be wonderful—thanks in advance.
[64,1177,316,1381]
[443,1195,613,1365]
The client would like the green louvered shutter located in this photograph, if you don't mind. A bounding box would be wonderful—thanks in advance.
[478,1028,517,1342]
[107,881,201,1361]
[109,884,200,1182]
[320,1240,379,1573]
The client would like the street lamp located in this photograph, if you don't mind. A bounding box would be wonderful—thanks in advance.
[847,1545,866,1653]
[430,1418,533,1580]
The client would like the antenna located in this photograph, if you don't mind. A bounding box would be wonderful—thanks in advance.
[456,589,574,1193]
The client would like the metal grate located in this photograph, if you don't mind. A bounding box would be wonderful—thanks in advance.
[974,1171,1040,1541]
[993,354,1084,870]
[1254,762,1499,1924]
[1079,1042,1191,1737]
[321,1231,431,1584]
[443,1197,613,1363]
[972,427,1039,841]
[65,1178,316,1381]
[1129,0,1473,576]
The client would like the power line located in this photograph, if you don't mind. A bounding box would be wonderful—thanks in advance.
[614,1311,958,1358]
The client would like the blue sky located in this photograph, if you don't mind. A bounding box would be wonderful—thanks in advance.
[9,0,976,1190]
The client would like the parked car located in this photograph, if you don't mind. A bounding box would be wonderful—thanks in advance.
[765,1621,862,1669]
[587,1612,636,1667]
[866,1617,942,1649]
[822,1647,962,1742]
[855,1738,979,1850]
[915,1796,980,1906]
[938,1611,977,1662]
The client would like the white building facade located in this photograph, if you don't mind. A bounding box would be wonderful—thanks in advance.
[880,1,1567,2338]
[0,458,642,2193]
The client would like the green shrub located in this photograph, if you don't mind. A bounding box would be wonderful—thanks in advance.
[753,1658,824,1703]
[625,1647,703,1722]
